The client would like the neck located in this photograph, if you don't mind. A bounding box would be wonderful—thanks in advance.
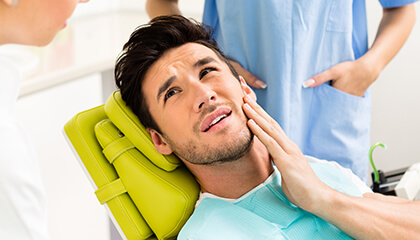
[184,137,273,199]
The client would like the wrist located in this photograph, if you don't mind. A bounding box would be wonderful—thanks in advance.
[357,51,385,83]
[311,187,346,219]
[354,58,380,89]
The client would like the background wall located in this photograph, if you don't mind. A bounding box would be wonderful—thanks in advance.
[367,1,420,178]
[13,1,420,240]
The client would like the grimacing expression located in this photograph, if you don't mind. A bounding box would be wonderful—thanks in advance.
[143,43,254,165]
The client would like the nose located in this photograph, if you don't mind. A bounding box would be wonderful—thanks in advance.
[192,83,217,113]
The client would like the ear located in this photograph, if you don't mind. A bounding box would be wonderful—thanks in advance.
[239,76,257,101]
[147,128,174,155]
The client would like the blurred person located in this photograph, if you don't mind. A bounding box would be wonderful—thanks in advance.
[0,0,89,239]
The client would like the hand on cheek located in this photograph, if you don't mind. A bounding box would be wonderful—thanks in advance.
[242,95,333,214]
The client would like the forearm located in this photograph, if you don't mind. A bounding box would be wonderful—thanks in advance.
[360,4,416,82]
[315,191,420,239]
[145,0,181,19]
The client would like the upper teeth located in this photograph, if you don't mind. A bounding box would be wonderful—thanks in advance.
[210,114,227,127]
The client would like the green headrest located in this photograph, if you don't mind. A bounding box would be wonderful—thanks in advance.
[64,91,199,239]
[104,91,181,172]
[95,119,199,239]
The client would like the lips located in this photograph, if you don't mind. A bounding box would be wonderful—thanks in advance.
[200,107,232,132]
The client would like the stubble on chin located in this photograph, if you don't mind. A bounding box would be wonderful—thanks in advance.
[166,123,254,166]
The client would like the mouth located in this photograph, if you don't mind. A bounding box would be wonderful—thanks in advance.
[201,107,232,133]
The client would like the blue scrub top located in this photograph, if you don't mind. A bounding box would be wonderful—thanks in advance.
[202,0,417,182]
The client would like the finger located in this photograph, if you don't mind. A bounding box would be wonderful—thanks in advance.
[243,95,273,123]
[243,95,288,139]
[302,67,336,88]
[229,60,267,89]
[248,115,305,174]
[243,101,292,150]
[247,118,288,159]
[243,72,267,89]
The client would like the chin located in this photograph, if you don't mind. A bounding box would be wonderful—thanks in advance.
[30,27,62,46]
[35,34,57,47]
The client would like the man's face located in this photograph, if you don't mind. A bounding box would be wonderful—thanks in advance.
[143,43,253,165]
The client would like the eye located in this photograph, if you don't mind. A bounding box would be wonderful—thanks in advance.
[164,88,181,102]
[200,67,217,79]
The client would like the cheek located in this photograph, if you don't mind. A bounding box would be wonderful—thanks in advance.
[46,0,77,26]
[220,81,244,102]
[154,106,187,136]
[52,0,78,24]
[31,0,78,45]
[163,112,188,133]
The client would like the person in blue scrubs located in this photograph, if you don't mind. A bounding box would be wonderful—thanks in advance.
[146,0,417,182]
[114,15,420,239]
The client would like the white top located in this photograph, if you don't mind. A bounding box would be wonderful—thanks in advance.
[196,155,372,206]
[0,56,50,240]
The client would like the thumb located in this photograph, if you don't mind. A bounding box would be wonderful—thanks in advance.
[302,68,335,88]
[229,60,267,89]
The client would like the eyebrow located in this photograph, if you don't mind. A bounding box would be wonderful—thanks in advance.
[194,57,216,68]
[156,57,218,102]
[157,75,177,102]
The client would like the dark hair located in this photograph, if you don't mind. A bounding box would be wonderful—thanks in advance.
[114,15,239,133]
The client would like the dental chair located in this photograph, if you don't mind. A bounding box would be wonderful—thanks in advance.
[63,91,200,240]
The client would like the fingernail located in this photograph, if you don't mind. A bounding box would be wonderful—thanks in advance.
[256,80,267,89]
[302,79,315,88]
[244,94,253,102]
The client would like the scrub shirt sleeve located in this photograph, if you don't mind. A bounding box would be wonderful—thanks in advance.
[379,0,419,8]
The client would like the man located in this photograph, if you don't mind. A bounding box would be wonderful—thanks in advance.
[145,0,418,183]
[115,15,420,239]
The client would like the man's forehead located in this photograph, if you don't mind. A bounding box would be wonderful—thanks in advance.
[143,43,221,90]
[157,43,219,67]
